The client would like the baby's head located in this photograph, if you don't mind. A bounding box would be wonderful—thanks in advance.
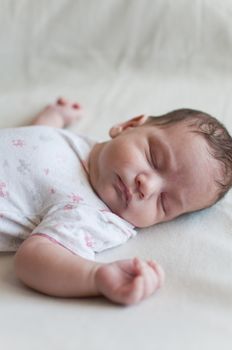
[89,109,232,227]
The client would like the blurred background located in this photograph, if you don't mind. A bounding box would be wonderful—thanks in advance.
[0,0,232,139]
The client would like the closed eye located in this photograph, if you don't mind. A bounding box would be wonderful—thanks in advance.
[160,192,167,214]
[149,143,157,168]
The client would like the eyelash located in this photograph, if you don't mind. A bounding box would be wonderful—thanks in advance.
[160,193,166,213]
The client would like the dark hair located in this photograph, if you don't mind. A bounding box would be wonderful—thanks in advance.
[147,108,232,202]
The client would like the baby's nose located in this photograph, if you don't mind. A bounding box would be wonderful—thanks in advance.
[135,173,163,199]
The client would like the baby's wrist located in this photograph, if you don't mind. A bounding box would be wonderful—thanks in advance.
[89,262,104,296]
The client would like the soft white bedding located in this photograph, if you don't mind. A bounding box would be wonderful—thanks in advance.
[0,1,232,349]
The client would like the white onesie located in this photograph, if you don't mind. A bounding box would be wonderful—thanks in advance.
[0,126,136,260]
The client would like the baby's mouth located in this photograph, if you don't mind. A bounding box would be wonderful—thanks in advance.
[116,175,132,207]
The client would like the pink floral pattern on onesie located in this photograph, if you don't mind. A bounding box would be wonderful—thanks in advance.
[12,139,26,147]
[63,203,76,210]
[0,182,9,198]
[0,126,136,257]
[84,232,95,248]
[68,193,84,203]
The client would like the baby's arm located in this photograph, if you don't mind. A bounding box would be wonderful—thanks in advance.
[14,235,164,305]
[14,235,100,297]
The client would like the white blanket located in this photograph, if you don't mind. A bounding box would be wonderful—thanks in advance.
[0,1,232,349]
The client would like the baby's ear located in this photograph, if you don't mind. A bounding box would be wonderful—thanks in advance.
[109,115,148,138]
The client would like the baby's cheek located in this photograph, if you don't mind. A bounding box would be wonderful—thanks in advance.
[100,183,118,208]
[125,205,156,227]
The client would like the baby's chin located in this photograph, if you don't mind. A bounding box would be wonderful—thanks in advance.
[103,200,135,225]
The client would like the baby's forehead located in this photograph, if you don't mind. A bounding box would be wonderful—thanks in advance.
[146,118,188,132]
[148,121,222,177]
[146,119,200,144]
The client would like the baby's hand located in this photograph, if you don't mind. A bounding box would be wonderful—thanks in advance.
[95,257,165,305]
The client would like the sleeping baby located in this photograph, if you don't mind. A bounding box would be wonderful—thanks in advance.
[1,97,231,305]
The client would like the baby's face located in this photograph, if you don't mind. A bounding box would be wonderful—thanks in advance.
[89,116,221,227]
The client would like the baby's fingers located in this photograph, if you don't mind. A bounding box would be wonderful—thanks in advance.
[147,260,165,288]
[133,258,157,299]
[127,275,144,305]
[114,275,144,305]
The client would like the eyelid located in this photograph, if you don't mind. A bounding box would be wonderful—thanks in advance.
[149,143,157,168]
[148,143,166,214]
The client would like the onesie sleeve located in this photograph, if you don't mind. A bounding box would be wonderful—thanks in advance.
[31,203,136,261]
